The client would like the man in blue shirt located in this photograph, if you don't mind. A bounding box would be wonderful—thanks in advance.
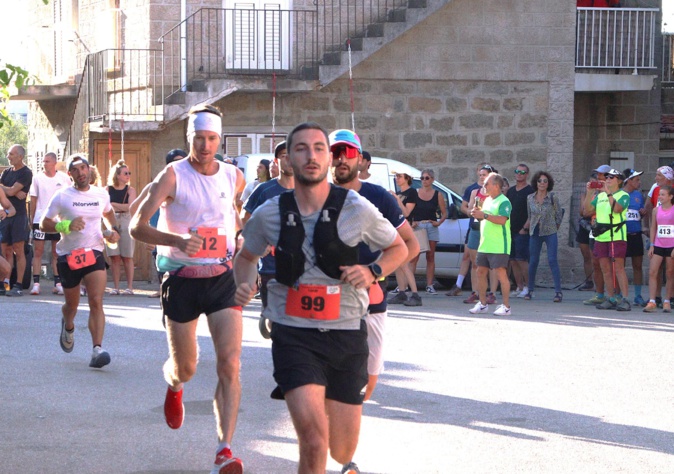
[622,168,646,306]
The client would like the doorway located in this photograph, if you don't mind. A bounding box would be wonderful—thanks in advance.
[93,139,152,282]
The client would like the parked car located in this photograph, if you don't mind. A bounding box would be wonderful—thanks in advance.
[235,154,469,286]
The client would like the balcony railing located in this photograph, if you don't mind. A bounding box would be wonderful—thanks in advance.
[575,7,658,71]
[159,8,318,101]
[664,33,674,87]
[66,48,162,154]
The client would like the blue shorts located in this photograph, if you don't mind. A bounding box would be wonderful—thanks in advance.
[510,233,530,261]
[467,228,481,250]
[416,221,440,242]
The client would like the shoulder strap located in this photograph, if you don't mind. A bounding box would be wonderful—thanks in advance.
[275,190,306,287]
[314,185,358,279]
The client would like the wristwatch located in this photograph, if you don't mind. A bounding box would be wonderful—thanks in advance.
[368,263,383,280]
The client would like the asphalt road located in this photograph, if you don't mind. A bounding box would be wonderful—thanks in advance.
[1,283,673,473]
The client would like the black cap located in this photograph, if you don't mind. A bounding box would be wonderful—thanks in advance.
[166,149,187,165]
[362,151,371,162]
[274,141,287,159]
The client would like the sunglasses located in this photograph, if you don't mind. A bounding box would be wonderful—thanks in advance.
[537,179,548,184]
[421,176,432,181]
[121,172,131,176]
[331,146,359,160]
[515,169,527,175]
[481,166,495,172]
[605,175,617,180]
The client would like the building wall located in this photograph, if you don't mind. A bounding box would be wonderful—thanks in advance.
[215,0,579,281]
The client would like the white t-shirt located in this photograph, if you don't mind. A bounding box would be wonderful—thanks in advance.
[30,171,72,224]
[43,185,113,256]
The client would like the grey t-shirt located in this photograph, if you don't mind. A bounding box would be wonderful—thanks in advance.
[243,188,397,330]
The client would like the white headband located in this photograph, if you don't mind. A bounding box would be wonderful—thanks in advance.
[187,111,222,136]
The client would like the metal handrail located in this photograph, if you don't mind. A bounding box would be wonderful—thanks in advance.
[576,7,658,70]
[664,33,674,87]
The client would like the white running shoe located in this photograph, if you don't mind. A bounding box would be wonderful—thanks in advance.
[517,287,529,298]
[53,283,65,295]
[469,302,488,314]
[30,282,40,295]
[494,304,512,316]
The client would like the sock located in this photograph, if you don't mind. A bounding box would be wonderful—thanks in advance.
[597,292,605,298]
[456,275,465,288]
[650,299,656,303]
[665,299,670,303]
[634,285,642,297]
[33,275,39,283]
[216,441,231,455]
[54,275,61,285]
[93,344,101,351]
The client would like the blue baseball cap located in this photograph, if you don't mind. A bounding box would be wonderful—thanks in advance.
[328,129,362,153]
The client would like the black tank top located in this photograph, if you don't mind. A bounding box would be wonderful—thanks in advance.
[412,190,439,221]
[108,185,129,205]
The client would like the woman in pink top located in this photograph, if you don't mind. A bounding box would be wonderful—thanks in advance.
[644,185,674,313]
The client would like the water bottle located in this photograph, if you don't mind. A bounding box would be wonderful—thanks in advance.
[103,229,118,250]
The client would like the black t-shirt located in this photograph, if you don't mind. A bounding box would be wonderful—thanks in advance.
[398,187,418,222]
[506,184,534,233]
[1,166,33,216]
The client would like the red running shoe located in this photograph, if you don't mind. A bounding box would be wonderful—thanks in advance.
[164,386,184,429]
[211,447,243,474]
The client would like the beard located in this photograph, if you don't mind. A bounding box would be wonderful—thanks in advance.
[332,165,358,185]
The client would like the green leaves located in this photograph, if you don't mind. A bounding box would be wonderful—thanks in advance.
[0,63,37,129]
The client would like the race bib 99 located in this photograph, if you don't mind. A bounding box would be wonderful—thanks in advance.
[286,285,341,320]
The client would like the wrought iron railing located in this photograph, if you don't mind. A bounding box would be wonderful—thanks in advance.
[159,8,318,101]
[664,33,674,87]
[66,48,162,154]
[575,7,658,71]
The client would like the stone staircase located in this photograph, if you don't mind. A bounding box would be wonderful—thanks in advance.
[317,0,449,86]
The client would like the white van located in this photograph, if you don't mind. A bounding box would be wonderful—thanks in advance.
[235,153,470,285]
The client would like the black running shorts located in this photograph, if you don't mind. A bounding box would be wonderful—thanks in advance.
[57,250,106,289]
[270,319,368,405]
[161,269,239,323]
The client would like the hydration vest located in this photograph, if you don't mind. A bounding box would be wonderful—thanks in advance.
[275,185,359,287]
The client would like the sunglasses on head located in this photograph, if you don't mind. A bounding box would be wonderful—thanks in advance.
[481,166,494,172]
[515,169,527,175]
[331,145,359,160]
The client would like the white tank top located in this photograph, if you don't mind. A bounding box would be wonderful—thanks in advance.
[157,159,238,269]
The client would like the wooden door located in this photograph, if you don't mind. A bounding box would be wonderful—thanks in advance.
[93,139,152,281]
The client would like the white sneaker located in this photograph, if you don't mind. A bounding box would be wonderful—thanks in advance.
[517,287,529,298]
[53,283,64,295]
[30,283,40,295]
[494,304,512,316]
[510,289,521,296]
[469,302,488,314]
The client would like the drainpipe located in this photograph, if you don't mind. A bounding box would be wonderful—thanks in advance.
[181,0,187,91]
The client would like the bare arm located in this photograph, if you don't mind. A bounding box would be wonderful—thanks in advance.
[129,183,151,216]
[1,182,25,197]
[233,247,261,306]
[0,189,16,220]
[434,193,447,226]
[398,221,420,263]
[129,167,203,256]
